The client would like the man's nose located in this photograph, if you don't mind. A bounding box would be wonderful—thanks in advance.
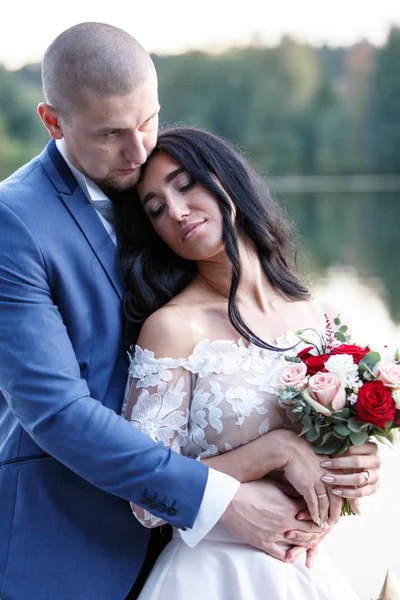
[122,134,147,166]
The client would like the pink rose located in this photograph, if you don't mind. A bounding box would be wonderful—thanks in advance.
[279,362,307,390]
[308,371,347,411]
[377,364,400,390]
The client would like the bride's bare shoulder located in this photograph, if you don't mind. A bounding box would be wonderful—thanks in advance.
[137,302,201,359]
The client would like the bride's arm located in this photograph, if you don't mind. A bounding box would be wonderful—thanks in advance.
[203,301,382,525]
[202,430,380,524]
[123,307,199,528]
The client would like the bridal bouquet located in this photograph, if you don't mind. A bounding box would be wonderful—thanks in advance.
[276,315,400,515]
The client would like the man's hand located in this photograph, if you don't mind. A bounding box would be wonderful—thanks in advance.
[219,479,330,564]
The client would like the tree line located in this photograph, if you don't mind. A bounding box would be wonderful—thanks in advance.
[1,27,399,180]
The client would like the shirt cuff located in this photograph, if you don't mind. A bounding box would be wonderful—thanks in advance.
[178,467,240,548]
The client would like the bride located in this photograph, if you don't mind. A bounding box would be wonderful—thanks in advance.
[115,126,380,599]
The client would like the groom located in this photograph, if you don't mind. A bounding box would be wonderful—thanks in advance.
[0,23,325,600]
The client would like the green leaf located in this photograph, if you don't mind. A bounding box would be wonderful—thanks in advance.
[340,325,348,333]
[314,436,343,454]
[335,407,351,419]
[334,439,351,456]
[349,430,369,445]
[334,331,346,343]
[359,351,381,373]
[334,315,341,326]
[306,428,320,443]
[300,414,312,435]
[321,430,333,444]
[347,417,363,433]
[284,355,302,363]
[333,424,351,437]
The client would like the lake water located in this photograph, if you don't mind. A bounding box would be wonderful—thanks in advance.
[284,190,400,599]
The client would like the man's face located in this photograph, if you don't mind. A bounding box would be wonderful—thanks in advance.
[59,71,160,192]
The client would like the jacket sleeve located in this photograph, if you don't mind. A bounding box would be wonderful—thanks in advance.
[0,201,208,529]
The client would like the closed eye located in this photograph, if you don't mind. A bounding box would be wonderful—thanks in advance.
[147,203,165,220]
[102,129,120,137]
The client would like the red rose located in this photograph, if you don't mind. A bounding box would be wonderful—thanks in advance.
[331,344,369,364]
[355,380,396,429]
[297,347,330,375]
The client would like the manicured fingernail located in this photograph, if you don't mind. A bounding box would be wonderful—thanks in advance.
[332,489,343,495]
[327,522,335,528]
[321,476,335,483]
[320,460,332,467]
[316,517,322,527]
[286,531,296,539]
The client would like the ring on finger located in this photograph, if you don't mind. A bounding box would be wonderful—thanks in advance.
[317,493,327,499]
[359,470,370,488]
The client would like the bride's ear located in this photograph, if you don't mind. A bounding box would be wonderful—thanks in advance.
[37,103,63,139]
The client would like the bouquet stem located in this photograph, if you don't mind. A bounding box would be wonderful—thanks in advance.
[341,498,355,516]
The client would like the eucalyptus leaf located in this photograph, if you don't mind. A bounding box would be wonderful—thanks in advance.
[347,417,363,433]
[359,351,381,373]
[300,423,311,435]
[333,424,351,437]
[334,316,341,326]
[334,331,346,343]
[306,428,320,443]
[349,430,369,445]
[314,436,343,454]
[284,356,302,363]
[321,431,333,444]
[340,325,348,333]
[336,408,351,419]
[335,439,351,456]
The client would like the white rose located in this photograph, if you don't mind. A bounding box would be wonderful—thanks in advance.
[325,354,357,376]
[392,389,400,409]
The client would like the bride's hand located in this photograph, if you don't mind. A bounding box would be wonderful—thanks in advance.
[319,441,381,507]
[278,430,343,527]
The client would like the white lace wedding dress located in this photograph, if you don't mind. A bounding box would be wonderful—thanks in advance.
[124,325,359,599]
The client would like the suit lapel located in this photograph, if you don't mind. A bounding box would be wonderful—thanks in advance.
[40,140,124,301]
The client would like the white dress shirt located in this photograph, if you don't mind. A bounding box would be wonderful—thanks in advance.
[54,139,240,546]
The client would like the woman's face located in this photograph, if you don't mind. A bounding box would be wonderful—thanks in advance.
[137,152,227,261]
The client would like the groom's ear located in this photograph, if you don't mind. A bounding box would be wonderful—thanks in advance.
[37,102,63,140]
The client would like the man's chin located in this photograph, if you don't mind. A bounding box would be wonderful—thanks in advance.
[95,171,140,193]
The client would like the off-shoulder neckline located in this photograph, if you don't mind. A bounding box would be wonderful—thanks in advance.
[131,329,305,363]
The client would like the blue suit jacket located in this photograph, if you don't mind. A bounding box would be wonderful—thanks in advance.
[0,141,208,600]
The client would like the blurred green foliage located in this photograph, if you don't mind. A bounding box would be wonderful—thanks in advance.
[0,28,399,179]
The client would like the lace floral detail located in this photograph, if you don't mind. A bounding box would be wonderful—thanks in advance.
[129,377,188,453]
[129,346,184,389]
[225,386,268,425]
[124,323,326,527]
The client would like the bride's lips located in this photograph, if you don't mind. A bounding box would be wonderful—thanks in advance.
[181,220,206,241]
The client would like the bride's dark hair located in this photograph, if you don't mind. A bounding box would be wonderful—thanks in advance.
[113,126,309,350]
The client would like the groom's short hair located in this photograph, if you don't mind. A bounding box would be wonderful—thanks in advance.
[42,22,153,119]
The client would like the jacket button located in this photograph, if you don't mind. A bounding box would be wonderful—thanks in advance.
[167,506,178,516]
[141,491,150,504]
[149,497,159,509]
[158,501,168,512]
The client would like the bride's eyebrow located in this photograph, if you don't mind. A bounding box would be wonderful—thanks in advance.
[142,167,186,206]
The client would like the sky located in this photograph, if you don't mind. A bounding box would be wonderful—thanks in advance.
[1,0,400,69]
